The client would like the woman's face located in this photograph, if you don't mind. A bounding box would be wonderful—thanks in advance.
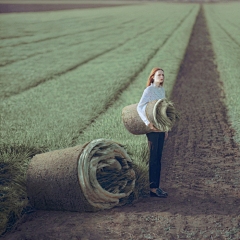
[153,70,164,84]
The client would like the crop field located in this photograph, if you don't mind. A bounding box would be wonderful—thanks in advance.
[204,2,240,147]
[1,1,240,239]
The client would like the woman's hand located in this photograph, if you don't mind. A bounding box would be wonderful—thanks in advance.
[148,122,161,132]
[165,131,168,140]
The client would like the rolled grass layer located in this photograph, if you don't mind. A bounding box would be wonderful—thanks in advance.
[122,99,180,135]
[26,139,136,212]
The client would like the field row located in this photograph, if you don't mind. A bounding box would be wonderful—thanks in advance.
[0,17,143,65]
[0,4,145,46]
[0,5,195,99]
[204,3,240,147]
[0,18,162,97]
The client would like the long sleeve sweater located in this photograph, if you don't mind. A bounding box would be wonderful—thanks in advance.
[137,83,165,126]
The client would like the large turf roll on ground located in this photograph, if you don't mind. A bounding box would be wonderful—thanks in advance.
[122,98,180,135]
[26,139,136,212]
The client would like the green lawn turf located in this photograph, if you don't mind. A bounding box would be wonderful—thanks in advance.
[0,2,200,235]
[204,3,240,148]
[0,3,196,150]
[0,4,159,97]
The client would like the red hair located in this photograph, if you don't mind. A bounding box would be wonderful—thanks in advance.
[146,67,164,88]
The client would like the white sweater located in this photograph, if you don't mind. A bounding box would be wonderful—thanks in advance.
[137,83,165,126]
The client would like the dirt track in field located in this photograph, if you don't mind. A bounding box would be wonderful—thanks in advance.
[2,5,240,240]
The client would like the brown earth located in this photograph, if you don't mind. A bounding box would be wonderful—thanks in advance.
[2,4,240,240]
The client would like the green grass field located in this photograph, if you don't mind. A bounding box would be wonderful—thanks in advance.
[204,2,240,146]
[0,5,197,150]
[0,2,200,234]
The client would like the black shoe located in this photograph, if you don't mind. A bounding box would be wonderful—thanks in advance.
[150,188,168,198]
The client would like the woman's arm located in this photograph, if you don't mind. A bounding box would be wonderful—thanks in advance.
[165,131,168,140]
[137,89,150,126]
[163,88,166,99]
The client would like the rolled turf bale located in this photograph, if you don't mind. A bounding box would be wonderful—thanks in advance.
[26,139,136,212]
[122,98,180,135]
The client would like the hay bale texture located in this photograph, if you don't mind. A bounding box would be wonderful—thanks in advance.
[26,139,136,212]
[122,99,180,135]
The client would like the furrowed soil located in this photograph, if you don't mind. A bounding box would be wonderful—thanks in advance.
[2,5,240,240]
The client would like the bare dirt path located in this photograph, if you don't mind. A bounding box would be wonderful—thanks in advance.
[2,5,240,240]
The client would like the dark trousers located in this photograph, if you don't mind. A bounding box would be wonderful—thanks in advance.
[146,132,165,189]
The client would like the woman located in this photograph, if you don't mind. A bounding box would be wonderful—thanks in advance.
[137,67,168,198]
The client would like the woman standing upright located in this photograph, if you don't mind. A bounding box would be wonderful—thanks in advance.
[137,67,168,198]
